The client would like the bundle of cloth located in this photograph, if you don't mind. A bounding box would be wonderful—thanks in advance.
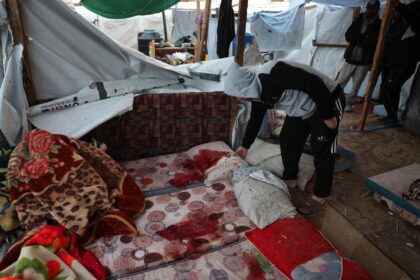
[0,129,146,274]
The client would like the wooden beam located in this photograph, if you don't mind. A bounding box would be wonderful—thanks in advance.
[358,0,395,130]
[194,0,201,62]
[5,0,37,106]
[161,11,168,42]
[235,0,248,66]
[197,0,211,62]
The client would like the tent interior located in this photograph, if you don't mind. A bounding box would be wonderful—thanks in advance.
[0,0,419,279]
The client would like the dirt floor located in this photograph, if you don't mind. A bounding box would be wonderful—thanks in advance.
[307,104,420,279]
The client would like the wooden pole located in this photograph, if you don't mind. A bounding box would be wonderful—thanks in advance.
[194,0,201,62]
[235,0,248,66]
[358,0,395,130]
[5,0,37,105]
[161,11,168,42]
[197,0,211,62]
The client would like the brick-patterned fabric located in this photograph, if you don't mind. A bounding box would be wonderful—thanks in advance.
[87,92,231,161]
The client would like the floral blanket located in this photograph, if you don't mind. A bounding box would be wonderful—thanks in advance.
[0,225,106,280]
[0,146,19,240]
[6,129,145,245]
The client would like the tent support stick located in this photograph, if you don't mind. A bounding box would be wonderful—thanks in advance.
[197,0,211,62]
[358,0,395,130]
[235,0,248,66]
[229,0,248,146]
[162,11,168,42]
[195,0,201,62]
[5,0,37,105]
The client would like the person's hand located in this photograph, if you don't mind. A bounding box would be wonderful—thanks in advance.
[235,146,248,159]
[324,117,338,129]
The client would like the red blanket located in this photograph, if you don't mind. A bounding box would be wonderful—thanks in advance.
[7,129,145,244]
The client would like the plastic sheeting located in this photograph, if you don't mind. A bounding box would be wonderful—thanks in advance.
[0,45,28,146]
[312,0,374,7]
[19,0,187,100]
[81,0,179,19]
[249,5,305,52]
[29,94,134,138]
[314,5,352,44]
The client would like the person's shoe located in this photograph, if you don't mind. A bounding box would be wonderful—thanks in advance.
[297,198,326,216]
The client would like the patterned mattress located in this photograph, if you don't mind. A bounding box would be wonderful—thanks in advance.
[119,141,234,196]
[117,239,287,280]
[87,180,256,279]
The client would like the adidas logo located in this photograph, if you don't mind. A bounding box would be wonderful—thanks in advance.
[317,135,327,142]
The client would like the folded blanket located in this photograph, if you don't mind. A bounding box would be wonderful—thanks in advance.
[0,146,19,238]
[7,129,145,245]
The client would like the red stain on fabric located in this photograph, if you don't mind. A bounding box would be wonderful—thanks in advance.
[168,149,229,187]
[242,252,265,280]
[169,172,203,187]
[192,149,230,172]
[157,214,222,259]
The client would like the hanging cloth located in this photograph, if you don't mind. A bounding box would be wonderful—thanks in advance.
[217,0,235,58]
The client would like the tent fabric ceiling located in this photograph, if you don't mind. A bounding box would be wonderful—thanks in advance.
[81,0,180,18]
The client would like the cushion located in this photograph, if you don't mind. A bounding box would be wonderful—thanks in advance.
[246,138,314,190]
[233,168,296,228]
[259,153,314,191]
[246,218,372,280]
[204,155,248,185]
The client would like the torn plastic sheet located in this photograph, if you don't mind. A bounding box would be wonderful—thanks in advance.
[27,78,185,116]
[28,94,134,138]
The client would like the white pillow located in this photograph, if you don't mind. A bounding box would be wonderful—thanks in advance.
[259,154,314,191]
[204,156,248,185]
[233,169,296,228]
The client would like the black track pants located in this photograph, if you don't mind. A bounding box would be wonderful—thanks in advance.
[279,104,342,198]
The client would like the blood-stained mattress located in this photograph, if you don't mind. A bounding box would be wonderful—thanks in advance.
[87,180,255,279]
[119,141,234,196]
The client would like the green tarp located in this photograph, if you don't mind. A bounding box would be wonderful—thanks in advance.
[81,0,180,19]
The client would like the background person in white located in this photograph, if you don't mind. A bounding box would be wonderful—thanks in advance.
[336,0,381,112]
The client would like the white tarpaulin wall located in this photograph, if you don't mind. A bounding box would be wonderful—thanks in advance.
[279,2,416,117]
[0,1,28,146]
[18,0,187,100]
[17,0,233,139]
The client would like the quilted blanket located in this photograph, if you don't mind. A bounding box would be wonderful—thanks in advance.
[6,129,146,245]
